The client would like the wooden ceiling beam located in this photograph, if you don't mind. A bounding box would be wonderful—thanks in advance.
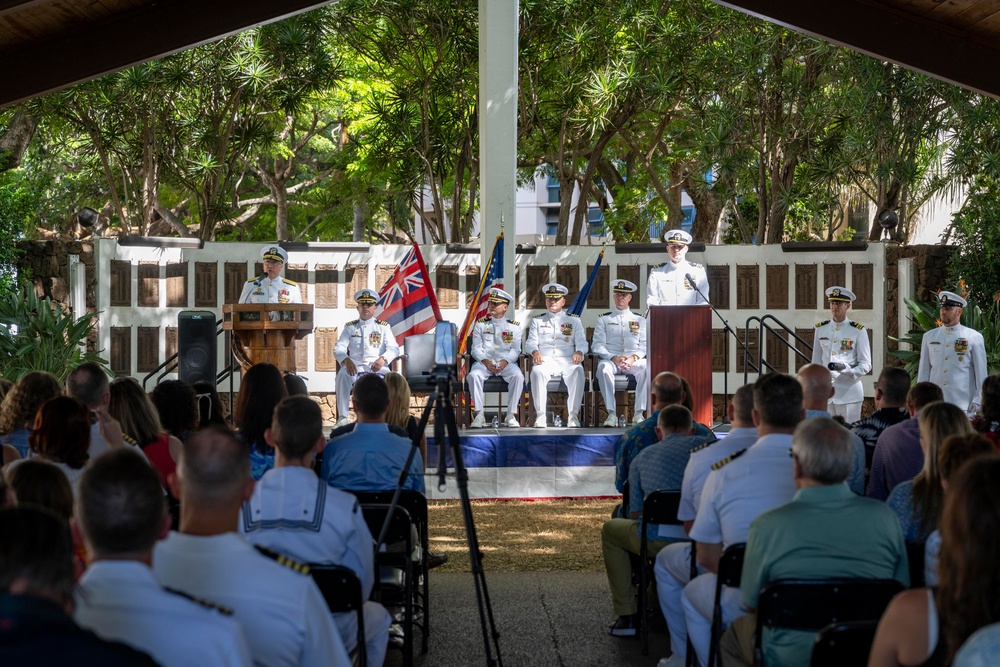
[713,0,1000,99]
[0,0,336,108]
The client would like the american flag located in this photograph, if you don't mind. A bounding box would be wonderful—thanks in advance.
[375,243,443,339]
[457,234,504,354]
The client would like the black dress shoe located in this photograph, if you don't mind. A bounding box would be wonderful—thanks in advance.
[426,551,449,569]
[607,614,639,637]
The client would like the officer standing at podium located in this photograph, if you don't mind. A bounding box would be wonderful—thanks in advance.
[239,245,302,304]
[592,280,649,427]
[646,229,709,306]
[468,288,524,429]
[333,289,400,427]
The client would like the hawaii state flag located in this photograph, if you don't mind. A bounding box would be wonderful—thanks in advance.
[375,243,443,339]
[457,234,504,354]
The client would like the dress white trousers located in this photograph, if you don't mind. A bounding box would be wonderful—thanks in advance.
[467,361,524,418]
[595,359,649,416]
[827,400,861,424]
[682,573,746,667]
[529,359,585,418]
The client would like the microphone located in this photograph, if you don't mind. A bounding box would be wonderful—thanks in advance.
[685,273,697,287]
[253,272,268,285]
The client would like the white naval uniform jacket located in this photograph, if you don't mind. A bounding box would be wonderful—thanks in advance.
[918,323,988,414]
[239,275,302,304]
[811,318,872,405]
[646,260,709,306]
[334,317,400,369]
[592,308,647,360]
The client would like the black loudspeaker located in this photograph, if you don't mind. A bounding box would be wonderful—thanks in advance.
[178,310,217,386]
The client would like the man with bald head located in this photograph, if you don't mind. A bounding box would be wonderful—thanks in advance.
[796,364,866,494]
[153,427,350,667]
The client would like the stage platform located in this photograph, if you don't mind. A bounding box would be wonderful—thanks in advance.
[424,426,623,500]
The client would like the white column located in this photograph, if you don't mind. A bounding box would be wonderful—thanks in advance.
[479,0,518,288]
[898,258,915,351]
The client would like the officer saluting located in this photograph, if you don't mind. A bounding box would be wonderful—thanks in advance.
[811,286,872,423]
[333,289,400,427]
[918,290,988,416]
[593,280,649,426]
[524,283,589,428]
[646,229,709,306]
[239,245,302,304]
[469,288,524,429]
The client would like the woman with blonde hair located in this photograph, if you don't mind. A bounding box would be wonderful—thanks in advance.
[886,400,974,542]
[108,377,181,487]
[384,372,427,466]
[0,371,62,459]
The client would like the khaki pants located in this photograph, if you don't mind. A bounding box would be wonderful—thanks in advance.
[601,518,670,616]
[719,613,755,667]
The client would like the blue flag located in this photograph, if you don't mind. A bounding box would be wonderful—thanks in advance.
[568,250,604,316]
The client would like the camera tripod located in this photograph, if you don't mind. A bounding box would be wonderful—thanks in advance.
[375,364,503,667]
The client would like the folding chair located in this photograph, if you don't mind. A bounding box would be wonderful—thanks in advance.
[357,503,415,667]
[906,541,926,588]
[638,490,692,656]
[753,578,904,667]
[810,620,879,667]
[309,564,367,667]
[350,490,430,654]
[708,542,746,667]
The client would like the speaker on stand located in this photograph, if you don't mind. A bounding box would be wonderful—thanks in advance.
[178,310,218,386]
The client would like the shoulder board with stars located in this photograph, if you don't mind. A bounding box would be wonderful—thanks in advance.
[711,448,747,471]
[533,312,546,318]
[283,279,298,286]
[478,316,491,323]
[507,319,519,326]
[254,545,311,574]
[690,441,714,454]
[568,313,580,318]
[654,261,669,269]
[164,587,234,615]
[375,319,390,327]
[599,311,612,318]
[851,321,865,330]
[816,320,830,327]
[346,319,359,327]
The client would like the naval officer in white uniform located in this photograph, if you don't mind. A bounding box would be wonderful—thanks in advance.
[592,279,649,426]
[333,289,400,427]
[524,283,589,428]
[918,290,988,416]
[810,286,872,424]
[468,288,524,428]
[239,245,302,304]
[646,229,709,306]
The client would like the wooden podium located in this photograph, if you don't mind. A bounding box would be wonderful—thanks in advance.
[647,305,712,425]
[223,304,314,373]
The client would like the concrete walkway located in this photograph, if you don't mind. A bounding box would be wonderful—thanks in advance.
[385,571,672,667]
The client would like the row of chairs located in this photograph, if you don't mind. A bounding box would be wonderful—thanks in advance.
[634,490,908,666]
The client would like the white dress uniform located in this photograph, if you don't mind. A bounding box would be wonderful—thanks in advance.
[468,295,525,426]
[646,259,710,306]
[153,531,351,667]
[811,318,872,423]
[239,466,391,667]
[75,560,254,667]
[334,292,401,421]
[239,275,302,304]
[592,296,649,422]
[524,285,589,426]
[919,323,987,415]
[653,426,759,653]
[663,434,796,666]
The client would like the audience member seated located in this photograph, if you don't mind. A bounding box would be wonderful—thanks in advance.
[0,506,159,666]
[193,381,229,428]
[385,371,427,466]
[654,385,759,636]
[321,373,425,494]
[797,363,866,493]
[615,372,714,507]
[971,373,1000,448]
[67,362,117,459]
[153,427,351,666]
[869,457,1000,667]
[718,417,909,666]
[109,377,180,489]
[150,380,199,443]
[6,396,92,494]
[604,405,705,637]
[657,373,802,667]
[239,395,391,667]
[852,367,912,474]
[233,363,287,480]
[283,372,309,397]
[867,382,944,500]
[887,401,973,543]
[0,370,61,459]
[923,433,998,587]
[74,449,253,667]
[954,622,1000,667]
[6,458,83,576]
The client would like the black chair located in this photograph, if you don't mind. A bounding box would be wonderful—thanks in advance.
[810,620,879,667]
[906,541,926,588]
[638,490,691,656]
[351,490,430,655]
[309,563,367,667]
[708,542,747,667]
[754,578,904,667]
[357,503,415,667]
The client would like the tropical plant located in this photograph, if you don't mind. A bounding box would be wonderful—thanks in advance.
[890,295,1000,379]
[0,288,108,382]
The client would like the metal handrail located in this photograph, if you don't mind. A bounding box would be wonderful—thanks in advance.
[743,315,814,385]
[141,318,226,390]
